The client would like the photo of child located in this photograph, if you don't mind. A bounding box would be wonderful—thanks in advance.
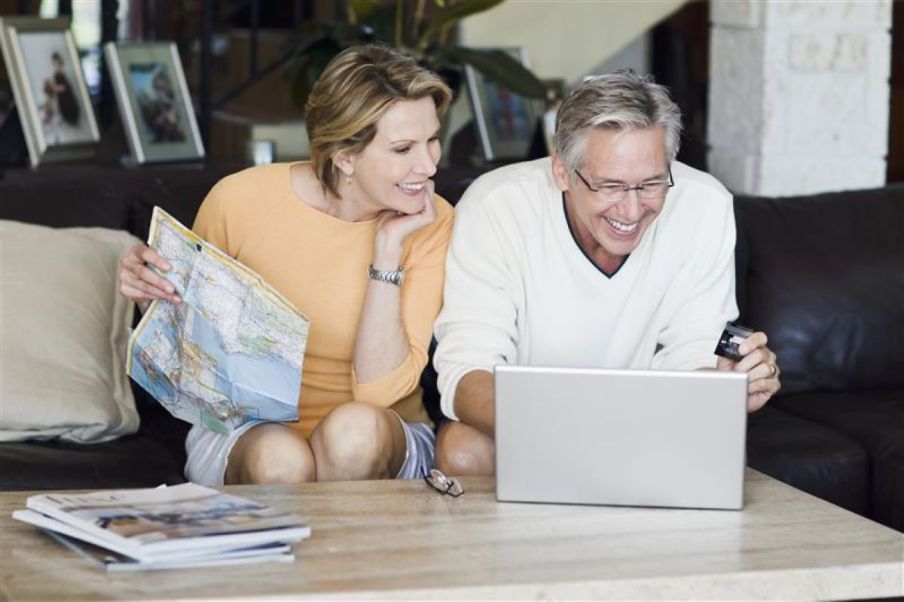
[17,31,95,146]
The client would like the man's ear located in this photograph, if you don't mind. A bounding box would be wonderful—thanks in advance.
[550,153,571,192]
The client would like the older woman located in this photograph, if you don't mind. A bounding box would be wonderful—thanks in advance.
[119,44,453,485]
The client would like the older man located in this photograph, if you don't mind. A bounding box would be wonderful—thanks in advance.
[433,71,781,475]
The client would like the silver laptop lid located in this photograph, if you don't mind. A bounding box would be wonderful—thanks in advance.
[494,366,748,510]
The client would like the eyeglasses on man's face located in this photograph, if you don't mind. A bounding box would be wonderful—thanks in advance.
[574,167,674,203]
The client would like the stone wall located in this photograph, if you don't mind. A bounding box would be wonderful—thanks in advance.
[707,1,892,196]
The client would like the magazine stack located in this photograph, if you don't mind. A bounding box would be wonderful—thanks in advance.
[12,483,310,571]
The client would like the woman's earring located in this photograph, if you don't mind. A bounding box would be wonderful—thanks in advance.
[346,173,353,186]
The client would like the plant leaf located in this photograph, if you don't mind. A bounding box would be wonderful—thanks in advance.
[332,21,378,45]
[429,0,505,31]
[347,0,380,23]
[362,4,399,44]
[417,0,505,49]
[283,21,331,58]
[440,46,546,98]
[287,38,344,110]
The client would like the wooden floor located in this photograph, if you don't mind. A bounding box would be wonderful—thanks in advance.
[1,469,901,600]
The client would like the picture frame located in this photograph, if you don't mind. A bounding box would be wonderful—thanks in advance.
[0,17,100,167]
[104,42,204,164]
[541,78,566,156]
[465,48,545,162]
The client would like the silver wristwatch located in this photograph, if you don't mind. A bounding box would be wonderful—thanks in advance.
[368,264,404,286]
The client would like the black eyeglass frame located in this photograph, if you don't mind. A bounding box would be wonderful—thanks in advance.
[424,469,464,497]
[574,166,675,200]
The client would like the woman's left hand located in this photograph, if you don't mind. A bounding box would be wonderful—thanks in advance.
[716,331,781,412]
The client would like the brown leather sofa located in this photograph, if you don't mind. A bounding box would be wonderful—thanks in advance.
[736,186,904,532]
[1,166,901,533]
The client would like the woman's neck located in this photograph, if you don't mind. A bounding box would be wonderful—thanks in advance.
[291,163,380,222]
[323,189,381,222]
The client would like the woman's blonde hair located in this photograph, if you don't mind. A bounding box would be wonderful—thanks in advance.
[305,44,452,197]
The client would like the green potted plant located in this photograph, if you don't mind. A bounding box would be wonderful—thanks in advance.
[283,0,546,110]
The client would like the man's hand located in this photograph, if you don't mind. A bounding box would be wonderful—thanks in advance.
[716,331,781,412]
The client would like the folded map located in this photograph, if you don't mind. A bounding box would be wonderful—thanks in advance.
[127,207,310,433]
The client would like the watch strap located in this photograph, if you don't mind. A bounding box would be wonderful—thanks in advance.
[368,264,404,286]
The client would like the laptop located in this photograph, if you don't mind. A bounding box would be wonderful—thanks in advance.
[494,366,748,510]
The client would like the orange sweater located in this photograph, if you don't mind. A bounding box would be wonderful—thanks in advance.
[192,163,453,437]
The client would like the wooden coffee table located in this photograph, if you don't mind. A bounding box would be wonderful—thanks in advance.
[1,469,901,600]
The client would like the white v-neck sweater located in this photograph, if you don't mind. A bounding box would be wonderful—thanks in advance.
[434,158,739,420]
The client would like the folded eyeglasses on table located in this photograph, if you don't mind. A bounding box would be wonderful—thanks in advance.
[424,469,463,497]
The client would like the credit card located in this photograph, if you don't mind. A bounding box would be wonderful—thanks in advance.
[714,322,754,362]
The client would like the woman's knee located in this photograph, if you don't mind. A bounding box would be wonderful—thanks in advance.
[227,424,316,485]
[311,402,403,481]
[435,421,495,476]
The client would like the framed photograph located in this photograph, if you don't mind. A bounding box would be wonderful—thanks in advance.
[0,17,100,167]
[540,78,566,156]
[465,48,545,162]
[104,42,204,164]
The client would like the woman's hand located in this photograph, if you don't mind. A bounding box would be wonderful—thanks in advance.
[372,181,437,268]
[716,331,781,413]
[119,244,181,313]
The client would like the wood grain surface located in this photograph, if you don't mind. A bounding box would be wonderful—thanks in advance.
[1,469,901,600]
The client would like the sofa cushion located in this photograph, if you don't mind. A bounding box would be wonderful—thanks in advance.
[734,187,904,394]
[0,221,141,443]
[746,405,869,516]
[772,389,904,531]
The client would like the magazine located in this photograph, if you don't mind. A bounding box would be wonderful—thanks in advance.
[42,527,294,572]
[13,508,296,565]
[14,483,310,565]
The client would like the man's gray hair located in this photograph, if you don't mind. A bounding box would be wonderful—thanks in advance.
[554,70,683,172]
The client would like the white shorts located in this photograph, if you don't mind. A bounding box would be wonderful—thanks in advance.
[184,413,436,486]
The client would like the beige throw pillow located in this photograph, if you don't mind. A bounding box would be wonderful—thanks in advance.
[1,220,141,442]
